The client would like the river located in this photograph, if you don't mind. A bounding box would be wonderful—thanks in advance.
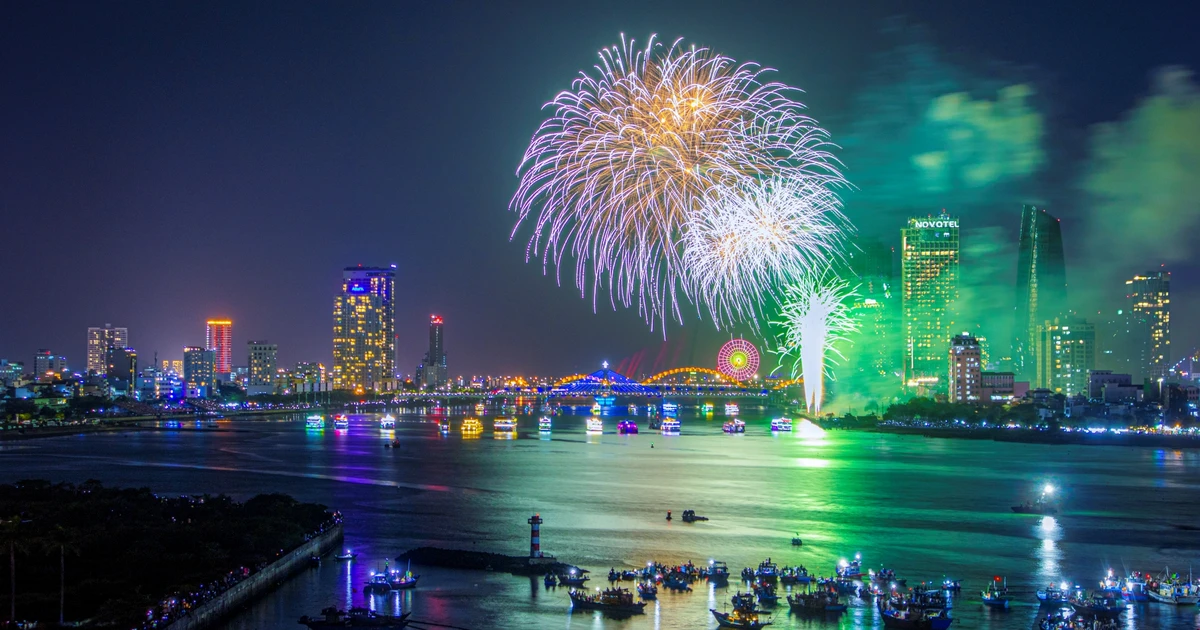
[1,407,1198,629]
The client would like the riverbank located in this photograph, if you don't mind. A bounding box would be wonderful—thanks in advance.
[0,407,305,442]
[868,424,1200,448]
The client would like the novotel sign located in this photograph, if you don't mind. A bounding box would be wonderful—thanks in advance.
[911,219,958,229]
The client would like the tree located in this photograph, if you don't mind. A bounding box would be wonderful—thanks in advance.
[40,525,81,624]
[0,518,28,622]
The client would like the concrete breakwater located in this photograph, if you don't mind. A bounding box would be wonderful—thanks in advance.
[165,522,343,630]
[398,546,582,576]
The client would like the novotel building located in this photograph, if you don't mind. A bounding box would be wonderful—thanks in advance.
[332,265,396,391]
[901,213,960,391]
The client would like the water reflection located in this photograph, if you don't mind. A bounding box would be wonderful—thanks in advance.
[1035,516,1063,590]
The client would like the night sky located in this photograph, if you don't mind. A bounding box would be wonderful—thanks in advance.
[3,1,1199,377]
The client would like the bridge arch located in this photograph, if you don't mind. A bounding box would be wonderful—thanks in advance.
[642,367,739,386]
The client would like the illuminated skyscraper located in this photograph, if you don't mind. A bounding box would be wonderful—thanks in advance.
[1126,271,1170,378]
[901,213,960,390]
[86,324,128,374]
[422,315,447,389]
[332,265,396,391]
[948,333,981,403]
[183,346,216,396]
[1013,205,1066,379]
[247,341,278,387]
[1034,317,1096,397]
[205,320,233,376]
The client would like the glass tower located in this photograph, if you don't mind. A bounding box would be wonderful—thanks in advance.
[205,319,233,376]
[423,315,447,389]
[1126,270,1171,378]
[1013,204,1066,379]
[332,265,396,391]
[901,213,960,391]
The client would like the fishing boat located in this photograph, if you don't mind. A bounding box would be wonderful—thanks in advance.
[942,579,961,592]
[711,605,772,629]
[388,566,419,590]
[1120,571,1150,601]
[1012,484,1058,515]
[879,605,954,629]
[586,418,603,433]
[379,414,395,429]
[1036,582,1072,605]
[787,589,846,614]
[362,573,392,595]
[725,402,740,415]
[618,420,638,434]
[770,418,793,432]
[559,569,589,587]
[780,566,811,584]
[569,587,646,614]
[755,558,780,582]
[790,535,803,547]
[461,418,483,433]
[660,418,681,434]
[723,419,746,433]
[334,549,358,561]
[681,509,708,522]
[637,582,657,600]
[591,403,602,415]
[1069,592,1127,618]
[836,556,864,580]
[702,402,715,413]
[437,420,450,434]
[493,417,517,431]
[754,582,780,604]
[663,574,692,591]
[981,577,1011,609]
[299,607,410,629]
[332,415,349,430]
[1147,571,1199,605]
[870,568,907,586]
[707,561,731,584]
[538,416,552,432]
[544,573,557,587]
[305,415,325,429]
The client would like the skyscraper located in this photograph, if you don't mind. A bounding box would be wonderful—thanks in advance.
[901,213,960,390]
[332,265,396,391]
[1126,271,1170,378]
[247,341,278,387]
[205,319,233,376]
[106,347,138,395]
[34,349,67,380]
[422,315,447,389]
[1034,317,1096,397]
[948,333,981,403]
[183,346,216,397]
[1013,204,1066,379]
[86,324,128,374]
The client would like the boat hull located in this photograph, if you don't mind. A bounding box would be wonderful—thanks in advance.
[1147,590,1199,605]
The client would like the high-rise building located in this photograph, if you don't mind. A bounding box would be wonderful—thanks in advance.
[247,341,278,387]
[106,347,138,395]
[1034,317,1096,397]
[86,324,128,374]
[205,319,233,376]
[332,265,396,391]
[34,349,67,380]
[901,213,960,390]
[948,333,982,403]
[843,239,901,400]
[0,360,25,387]
[422,315,447,389]
[1013,204,1067,379]
[183,346,216,397]
[1126,271,1170,378]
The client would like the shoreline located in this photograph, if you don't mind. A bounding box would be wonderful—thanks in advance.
[864,424,1200,448]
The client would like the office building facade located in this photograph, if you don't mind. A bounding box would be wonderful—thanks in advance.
[1013,204,1067,379]
[205,319,233,376]
[422,315,447,389]
[1126,271,1170,378]
[86,324,128,374]
[901,213,960,391]
[34,349,67,380]
[183,346,216,397]
[1035,317,1096,397]
[949,333,982,403]
[332,265,396,391]
[247,341,278,387]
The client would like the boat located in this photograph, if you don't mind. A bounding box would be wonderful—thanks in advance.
[305,415,325,429]
[770,418,792,432]
[388,567,419,590]
[493,417,517,431]
[1147,571,1199,605]
[702,402,715,413]
[790,535,803,546]
[1036,582,1072,605]
[780,566,811,584]
[707,561,731,584]
[836,556,864,580]
[538,416,552,432]
[544,573,557,587]
[755,558,780,582]
[879,605,954,629]
[1012,484,1058,515]
[981,577,1011,609]
[754,582,779,604]
[332,414,349,430]
[591,403,602,415]
[586,418,603,433]
[660,418,681,434]
[618,420,638,434]
[559,569,589,587]
[942,579,961,592]
[870,568,906,586]
[711,605,771,629]
[681,509,708,522]
[474,402,486,413]
[663,574,692,591]
[787,589,846,614]
[725,403,739,415]
[299,607,410,629]
[335,550,358,561]
[1120,571,1150,601]
[362,573,392,595]
[379,414,395,429]
[628,404,638,415]
[1069,592,1127,618]
[661,401,679,414]
[461,418,483,433]
[723,419,746,433]
[569,587,646,614]
[636,582,657,600]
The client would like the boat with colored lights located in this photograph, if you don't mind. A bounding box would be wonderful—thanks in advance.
[586,418,603,433]
[981,577,1011,609]
[559,569,589,587]
[590,403,602,415]
[388,567,419,590]
[437,420,450,434]
[569,587,646,614]
[1147,572,1199,605]
[538,416,552,431]
[379,414,395,429]
[617,420,638,434]
[770,418,792,432]
[660,419,681,434]
[725,403,739,415]
[299,607,410,629]
[461,418,483,433]
[755,558,780,582]
[702,402,715,413]
[474,402,486,413]
[637,582,657,600]
[787,589,845,614]
[1012,484,1058,515]
[332,415,349,430]
[836,556,864,580]
[1036,583,1072,604]
[711,604,771,629]
[1068,592,1127,618]
[707,561,731,584]
[879,605,953,629]
[780,565,810,583]
[723,419,746,433]
[305,415,325,429]
[362,573,392,595]
[493,418,517,431]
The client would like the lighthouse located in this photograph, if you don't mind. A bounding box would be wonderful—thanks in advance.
[528,513,543,557]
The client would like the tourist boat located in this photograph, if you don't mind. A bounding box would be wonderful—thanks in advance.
[636,582,657,600]
[379,414,395,429]
[618,420,638,434]
[437,420,450,434]
[335,549,358,561]
[628,404,638,415]
[333,415,349,430]
[711,605,772,629]
[981,577,1011,609]
[362,573,393,595]
[836,556,864,580]
[879,605,954,629]
[591,403,602,415]
[586,418,603,433]
[661,401,679,414]
[755,558,780,582]
[723,419,746,433]
[788,589,846,614]
[461,418,483,433]
[493,418,517,431]
[702,402,715,413]
[299,607,410,629]
[388,567,419,590]
[559,569,589,587]
[474,402,486,413]
[708,561,731,584]
[681,509,708,522]
[569,587,646,614]
[660,418,681,434]
[1069,592,1127,618]
[770,418,793,432]
[538,416,552,432]
[305,415,325,429]
[1036,582,1072,605]
[725,403,739,415]
[544,573,557,587]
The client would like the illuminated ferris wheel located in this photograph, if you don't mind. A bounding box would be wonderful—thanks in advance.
[717,339,760,382]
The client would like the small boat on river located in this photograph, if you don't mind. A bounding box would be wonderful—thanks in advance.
[1147,571,1199,605]
[1036,582,1072,605]
[618,420,638,434]
[332,414,349,430]
[724,420,746,433]
[493,418,517,431]
[637,582,657,600]
[586,418,603,433]
[787,588,846,614]
[660,418,681,434]
[836,556,864,580]
[681,509,708,523]
[707,561,731,584]
[299,607,410,628]
[362,573,392,595]
[770,418,792,432]
[379,414,395,429]
[305,415,325,429]
[569,587,646,614]
[1069,592,1127,618]
[981,577,1011,609]
[711,607,772,629]
[559,569,589,587]
[461,418,483,433]
[538,416,552,431]
[334,549,358,561]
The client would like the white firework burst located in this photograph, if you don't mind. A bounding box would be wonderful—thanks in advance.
[773,272,859,414]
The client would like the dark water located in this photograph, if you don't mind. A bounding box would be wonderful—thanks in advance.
[2,409,1199,629]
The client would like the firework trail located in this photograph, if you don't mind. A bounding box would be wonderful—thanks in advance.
[510,33,844,332]
[773,272,858,414]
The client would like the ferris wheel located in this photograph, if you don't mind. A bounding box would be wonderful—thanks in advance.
[717,339,760,381]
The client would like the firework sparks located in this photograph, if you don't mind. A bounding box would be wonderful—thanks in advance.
[683,176,848,327]
[510,34,843,331]
[773,272,859,414]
